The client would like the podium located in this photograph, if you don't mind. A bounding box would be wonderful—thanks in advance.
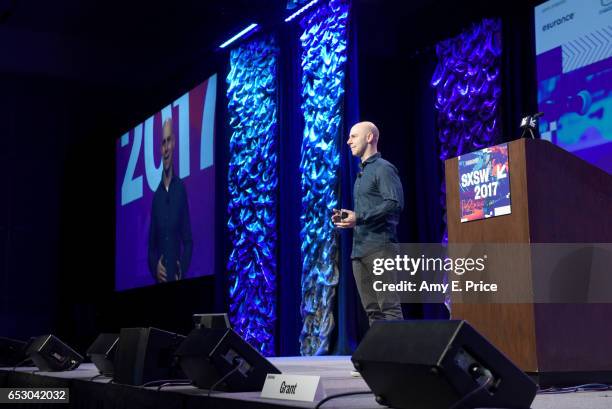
[445,138,612,384]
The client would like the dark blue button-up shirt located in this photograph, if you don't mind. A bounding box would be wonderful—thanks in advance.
[352,152,404,258]
[148,174,193,282]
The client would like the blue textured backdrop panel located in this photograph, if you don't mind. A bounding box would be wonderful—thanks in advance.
[431,18,502,243]
[298,0,349,356]
[287,0,311,10]
[226,36,279,356]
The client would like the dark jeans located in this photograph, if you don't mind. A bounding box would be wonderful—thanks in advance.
[352,246,403,326]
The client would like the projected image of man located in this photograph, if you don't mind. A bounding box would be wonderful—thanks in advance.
[333,121,404,325]
[148,118,193,283]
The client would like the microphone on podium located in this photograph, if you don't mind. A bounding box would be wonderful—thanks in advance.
[519,112,543,139]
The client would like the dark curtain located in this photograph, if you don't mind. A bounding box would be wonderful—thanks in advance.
[333,6,366,354]
[500,4,539,143]
[276,22,306,356]
[214,58,232,318]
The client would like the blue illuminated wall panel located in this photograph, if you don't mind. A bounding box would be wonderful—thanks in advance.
[298,0,350,356]
[431,18,502,242]
[226,36,279,356]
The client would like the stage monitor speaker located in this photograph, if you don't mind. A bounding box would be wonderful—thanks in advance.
[113,327,185,386]
[0,336,28,367]
[86,333,119,377]
[176,327,281,391]
[192,313,231,330]
[26,334,83,371]
[175,327,228,389]
[351,320,537,409]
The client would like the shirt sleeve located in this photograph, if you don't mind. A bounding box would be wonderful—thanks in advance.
[179,186,193,276]
[148,199,159,279]
[356,163,404,225]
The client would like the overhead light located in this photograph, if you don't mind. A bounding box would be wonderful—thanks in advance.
[219,23,259,49]
[284,0,320,22]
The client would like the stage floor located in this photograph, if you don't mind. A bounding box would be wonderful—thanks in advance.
[2,356,612,408]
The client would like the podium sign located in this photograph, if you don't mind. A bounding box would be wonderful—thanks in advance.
[458,143,511,222]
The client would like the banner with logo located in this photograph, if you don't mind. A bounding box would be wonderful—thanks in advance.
[535,0,612,174]
[458,143,511,222]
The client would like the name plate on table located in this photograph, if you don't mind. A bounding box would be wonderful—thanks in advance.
[260,374,325,402]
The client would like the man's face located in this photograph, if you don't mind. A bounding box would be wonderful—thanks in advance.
[347,124,369,158]
[161,121,174,172]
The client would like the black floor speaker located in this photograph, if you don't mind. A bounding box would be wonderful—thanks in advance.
[351,320,537,409]
[192,313,231,330]
[176,327,281,391]
[0,337,28,367]
[86,333,119,377]
[113,327,185,386]
[26,334,83,371]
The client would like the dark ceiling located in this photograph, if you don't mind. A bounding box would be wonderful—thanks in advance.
[0,0,287,87]
[0,0,543,90]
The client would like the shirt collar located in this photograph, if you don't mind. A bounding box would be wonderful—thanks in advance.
[160,170,178,191]
[360,152,381,169]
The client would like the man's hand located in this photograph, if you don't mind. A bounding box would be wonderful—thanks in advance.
[333,208,356,229]
[156,255,167,283]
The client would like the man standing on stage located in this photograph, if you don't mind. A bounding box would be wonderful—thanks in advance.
[148,118,193,283]
[333,121,404,325]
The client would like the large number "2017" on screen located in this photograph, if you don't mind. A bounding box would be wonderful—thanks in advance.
[120,75,216,206]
